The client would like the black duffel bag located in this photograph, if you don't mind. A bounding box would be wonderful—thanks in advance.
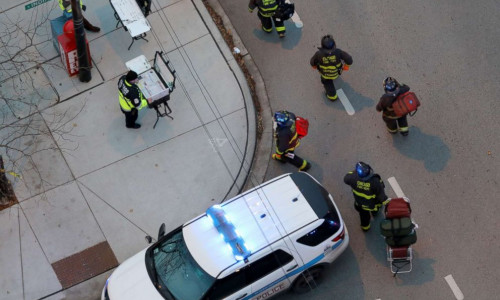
[274,2,295,21]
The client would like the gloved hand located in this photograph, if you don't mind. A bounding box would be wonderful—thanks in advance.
[248,8,254,13]
[312,65,317,70]
[82,4,86,11]
[272,153,282,160]
[342,64,350,71]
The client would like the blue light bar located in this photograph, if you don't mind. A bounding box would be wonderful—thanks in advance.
[206,205,251,261]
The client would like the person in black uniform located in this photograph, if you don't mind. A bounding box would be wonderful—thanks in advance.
[136,0,152,17]
[249,0,286,38]
[376,77,411,136]
[272,111,311,171]
[344,162,389,231]
[117,71,151,129]
[310,35,353,101]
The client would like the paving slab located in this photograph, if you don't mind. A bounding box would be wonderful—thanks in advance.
[163,0,209,46]
[43,269,112,300]
[147,9,178,53]
[19,208,62,300]
[0,205,22,300]
[0,67,58,120]
[183,34,245,116]
[42,56,105,102]
[79,182,150,263]
[78,126,235,236]
[20,181,106,263]
[90,27,162,81]
[43,78,202,177]
[1,113,73,202]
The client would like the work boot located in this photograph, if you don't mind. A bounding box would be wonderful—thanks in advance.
[83,17,101,32]
[400,131,409,136]
[300,162,311,172]
[278,32,286,38]
[126,123,141,129]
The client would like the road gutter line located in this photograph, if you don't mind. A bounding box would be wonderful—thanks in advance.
[337,88,355,115]
[387,176,405,198]
[444,274,464,300]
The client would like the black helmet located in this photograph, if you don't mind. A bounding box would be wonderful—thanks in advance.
[321,35,336,50]
[383,77,400,93]
[355,161,372,178]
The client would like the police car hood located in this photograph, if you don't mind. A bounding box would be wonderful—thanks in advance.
[106,249,163,300]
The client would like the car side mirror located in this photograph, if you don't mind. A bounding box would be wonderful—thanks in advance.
[145,235,153,244]
[158,223,166,239]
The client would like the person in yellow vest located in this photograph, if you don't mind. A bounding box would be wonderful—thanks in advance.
[58,0,100,32]
[117,71,151,129]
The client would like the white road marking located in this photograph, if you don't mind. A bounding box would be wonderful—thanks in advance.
[337,88,355,115]
[285,0,303,28]
[444,275,464,300]
[387,176,406,198]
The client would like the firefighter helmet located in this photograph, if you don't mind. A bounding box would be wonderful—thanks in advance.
[355,162,372,178]
[383,77,400,93]
[321,35,335,50]
[274,111,290,127]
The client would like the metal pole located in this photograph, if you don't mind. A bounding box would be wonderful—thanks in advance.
[70,0,91,82]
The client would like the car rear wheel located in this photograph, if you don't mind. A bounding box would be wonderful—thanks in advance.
[292,267,324,294]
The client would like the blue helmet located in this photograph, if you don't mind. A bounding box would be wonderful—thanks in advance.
[274,111,290,127]
[355,162,372,178]
[321,35,336,50]
[383,77,400,93]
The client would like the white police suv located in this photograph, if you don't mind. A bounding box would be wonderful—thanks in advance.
[102,172,349,300]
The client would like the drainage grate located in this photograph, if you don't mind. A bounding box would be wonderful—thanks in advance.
[52,241,118,289]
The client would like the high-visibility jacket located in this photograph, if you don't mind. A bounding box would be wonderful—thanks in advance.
[344,171,387,211]
[376,84,410,119]
[248,0,282,17]
[310,47,353,80]
[59,0,83,13]
[117,76,148,112]
[274,114,300,155]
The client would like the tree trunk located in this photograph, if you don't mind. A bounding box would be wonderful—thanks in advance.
[0,155,18,207]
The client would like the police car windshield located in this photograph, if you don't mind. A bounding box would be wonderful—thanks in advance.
[151,230,215,300]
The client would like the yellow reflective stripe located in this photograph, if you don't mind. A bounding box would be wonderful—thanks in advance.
[319,65,339,70]
[299,160,308,170]
[119,92,133,111]
[260,5,278,11]
[275,26,285,31]
[0,169,22,179]
[361,224,371,230]
[361,203,382,211]
[352,189,376,199]
[327,94,338,100]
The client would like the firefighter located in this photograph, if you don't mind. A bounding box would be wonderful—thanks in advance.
[376,77,411,136]
[58,0,100,32]
[249,0,286,38]
[344,162,389,231]
[310,35,353,101]
[136,0,152,17]
[117,71,151,129]
[272,111,311,171]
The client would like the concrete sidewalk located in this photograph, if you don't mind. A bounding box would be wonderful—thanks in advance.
[0,0,268,299]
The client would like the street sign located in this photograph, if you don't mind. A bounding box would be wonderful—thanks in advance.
[25,0,52,10]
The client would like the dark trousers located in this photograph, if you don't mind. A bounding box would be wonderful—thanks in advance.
[382,115,408,134]
[121,108,138,128]
[354,203,379,230]
[321,77,338,101]
[281,152,308,170]
[258,13,285,34]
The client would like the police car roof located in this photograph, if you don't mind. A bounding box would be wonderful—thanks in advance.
[182,172,328,278]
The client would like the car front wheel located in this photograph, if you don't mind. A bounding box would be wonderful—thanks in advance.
[292,267,324,294]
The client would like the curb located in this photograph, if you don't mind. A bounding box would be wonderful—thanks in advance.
[201,0,273,191]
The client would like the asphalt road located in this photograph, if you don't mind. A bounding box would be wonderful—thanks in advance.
[218,0,500,299]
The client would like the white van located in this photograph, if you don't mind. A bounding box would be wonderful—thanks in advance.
[102,172,349,300]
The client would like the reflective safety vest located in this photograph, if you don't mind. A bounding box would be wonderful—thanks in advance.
[59,0,83,13]
[118,76,148,112]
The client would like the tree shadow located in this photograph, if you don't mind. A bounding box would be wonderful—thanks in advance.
[252,21,302,50]
[391,126,451,172]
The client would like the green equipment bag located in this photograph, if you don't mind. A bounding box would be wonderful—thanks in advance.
[385,231,417,247]
[380,217,414,237]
